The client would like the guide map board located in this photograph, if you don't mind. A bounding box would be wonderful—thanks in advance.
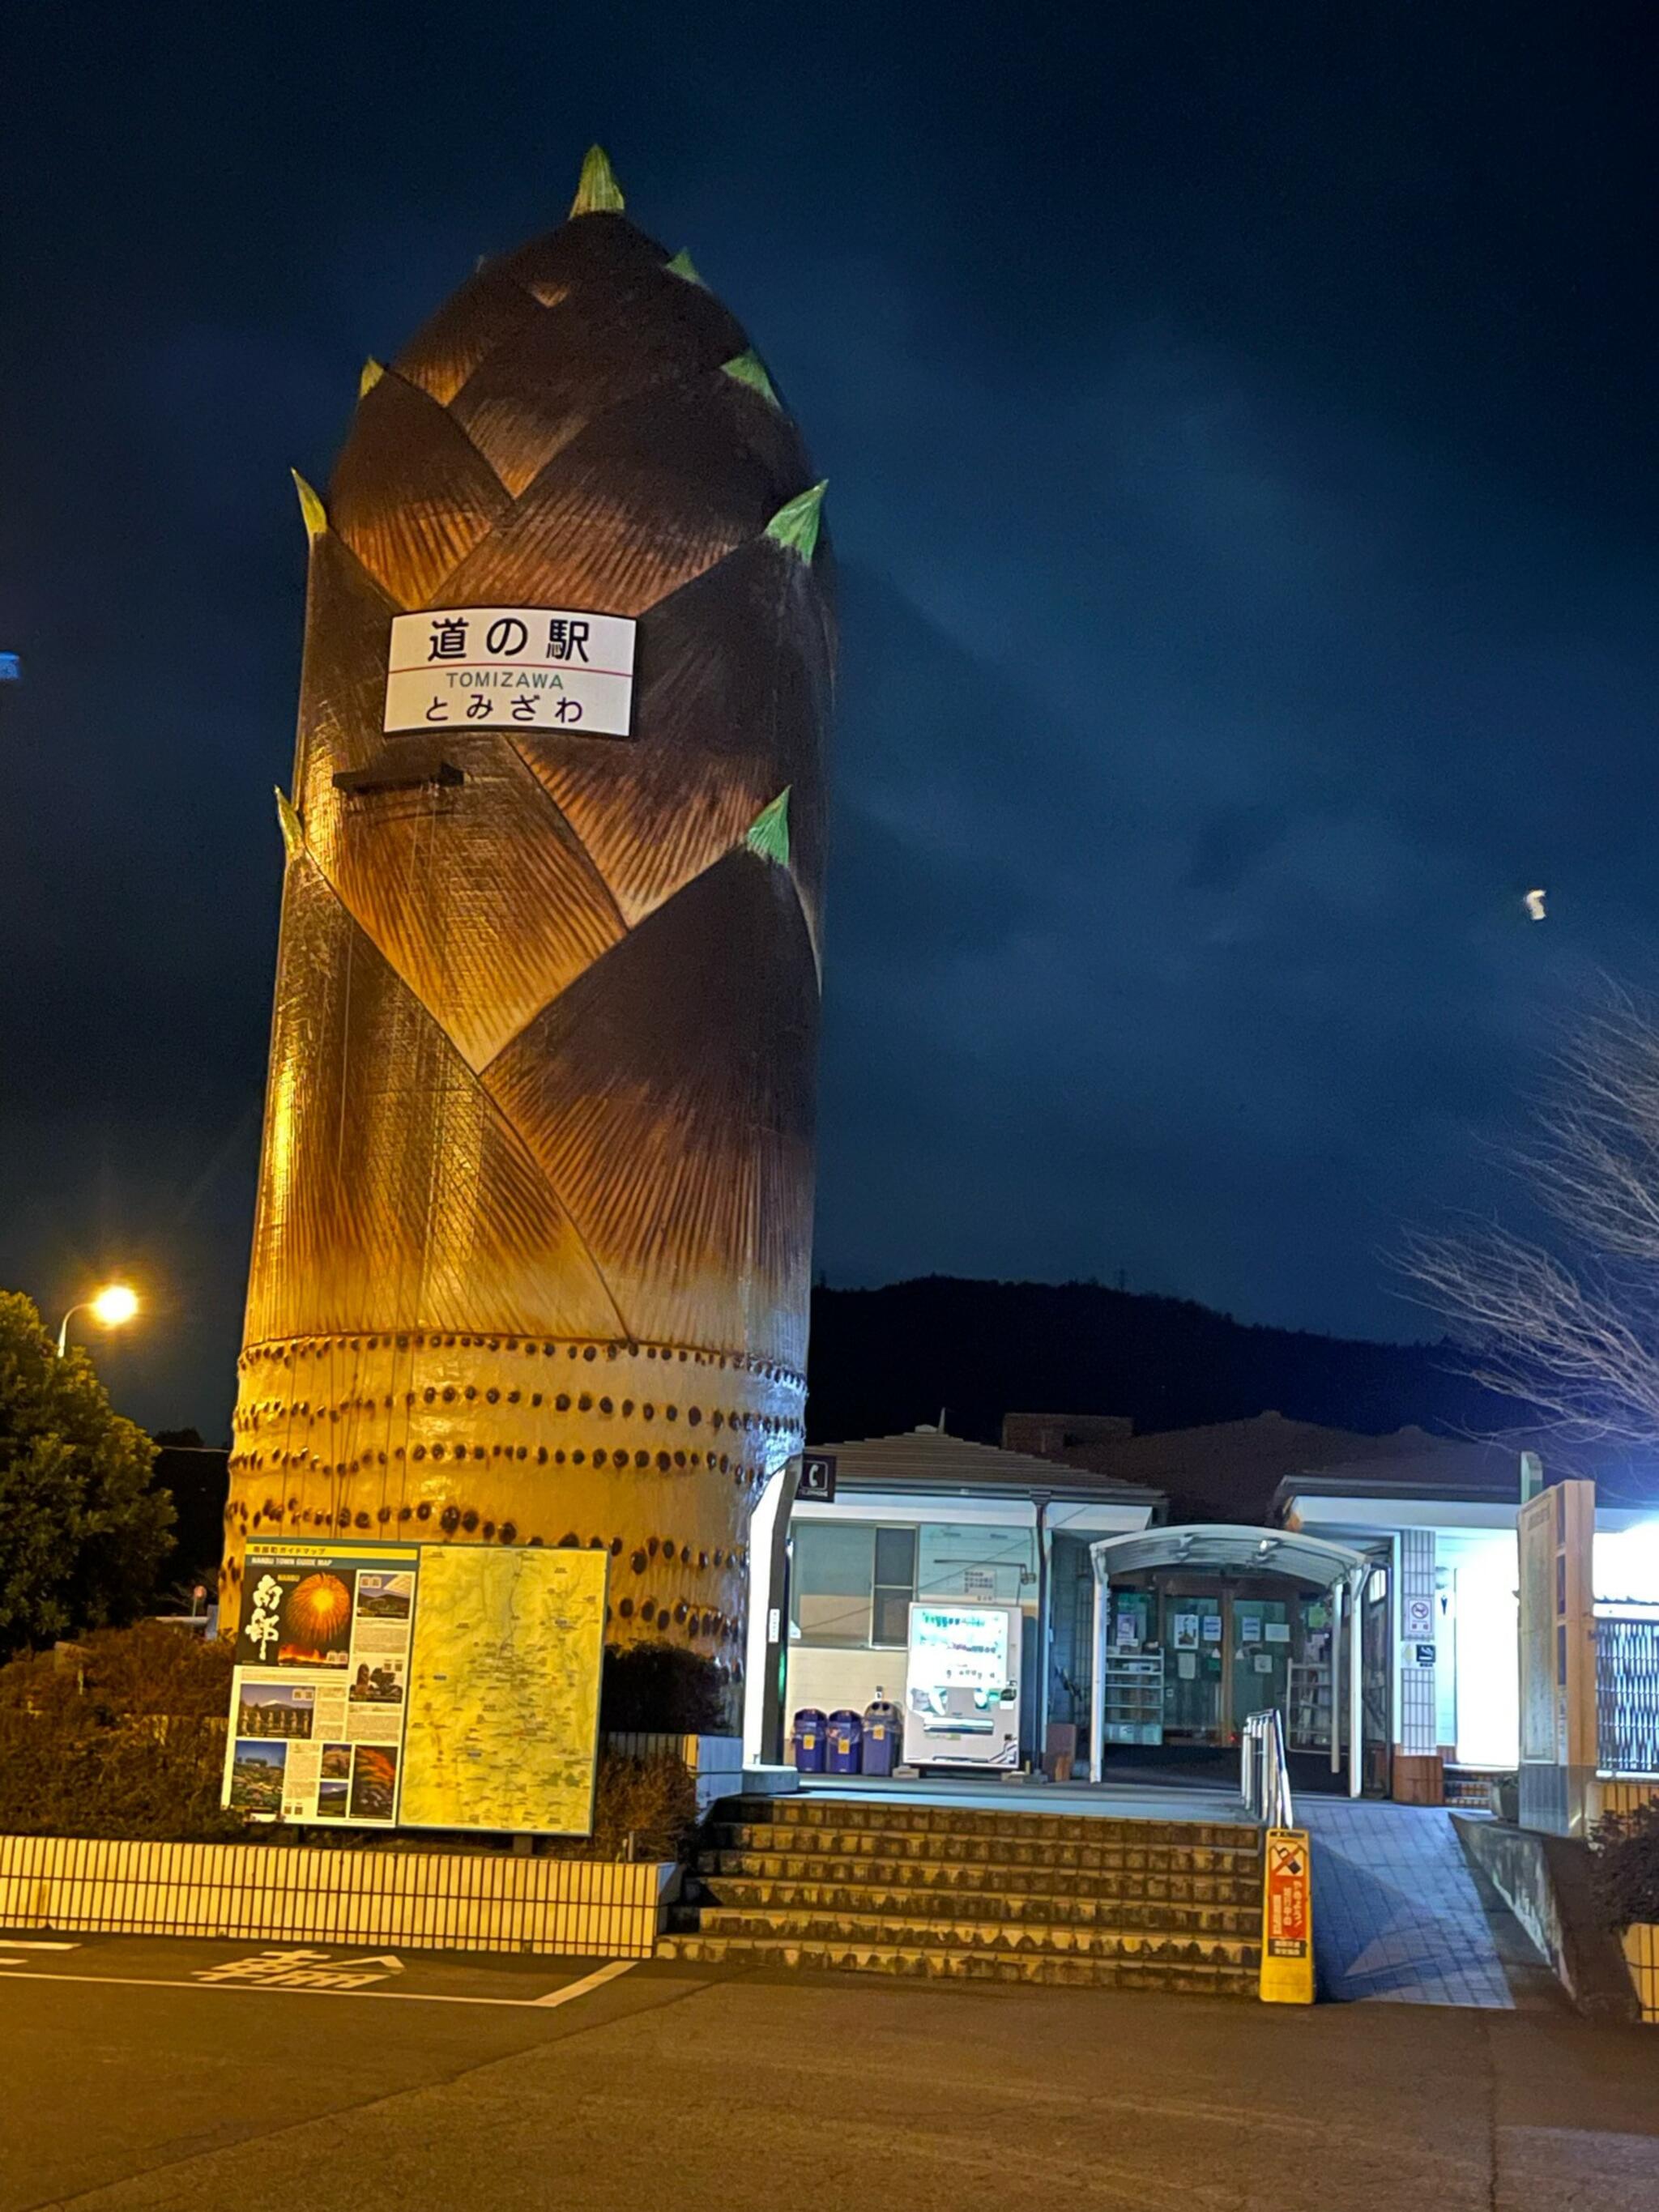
[223,1541,606,1834]
[399,1546,607,1834]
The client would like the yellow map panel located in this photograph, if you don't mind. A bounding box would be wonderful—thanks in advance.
[399,1546,607,1833]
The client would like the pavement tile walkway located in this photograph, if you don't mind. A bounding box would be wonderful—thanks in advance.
[1303,1797,1520,2006]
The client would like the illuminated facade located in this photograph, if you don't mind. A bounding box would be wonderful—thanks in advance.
[224,149,833,1710]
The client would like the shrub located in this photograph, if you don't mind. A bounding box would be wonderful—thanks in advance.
[0,1623,242,1841]
[1590,1799,1659,1930]
[557,1751,698,1865]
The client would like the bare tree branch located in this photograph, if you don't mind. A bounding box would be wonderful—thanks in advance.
[1399,983,1659,1446]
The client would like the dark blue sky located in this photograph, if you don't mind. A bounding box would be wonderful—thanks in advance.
[3,6,1655,1433]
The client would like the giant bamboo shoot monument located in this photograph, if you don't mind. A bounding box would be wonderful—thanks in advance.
[223,149,833,1724]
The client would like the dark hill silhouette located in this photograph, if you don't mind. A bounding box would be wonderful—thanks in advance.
[805,1276,1517,1453]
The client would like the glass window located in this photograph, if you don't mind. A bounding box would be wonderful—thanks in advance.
[917,1522,1034,1607]
[790,1523,875,1647]
[872,1527,916,1647]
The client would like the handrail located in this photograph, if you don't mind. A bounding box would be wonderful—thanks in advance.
[1241,1707,1294,1829]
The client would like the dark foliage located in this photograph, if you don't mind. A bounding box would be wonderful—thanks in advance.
[600,1643,731,1734]
[0,1289,173,1647]
[0,1623,242,1840]
[1591,1800,1659,1931]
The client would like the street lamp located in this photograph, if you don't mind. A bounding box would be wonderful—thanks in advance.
[56,1283,139,1357]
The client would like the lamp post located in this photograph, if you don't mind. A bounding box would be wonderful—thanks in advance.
[56,1283,139,1357]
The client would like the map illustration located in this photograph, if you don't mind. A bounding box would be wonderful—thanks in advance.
[399,1547,607,1833]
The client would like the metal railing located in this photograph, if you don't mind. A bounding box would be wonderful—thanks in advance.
[1241,1707,1295,1829]
[1597,1609,1659,1778]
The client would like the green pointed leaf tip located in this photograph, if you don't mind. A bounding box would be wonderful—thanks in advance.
[765,480,827,563]
[290,470,327,539]
[275,788,305,860]
[664,249,705,287]
[745,788,791,867]
[722,351,780,408]
[570,144,625,217]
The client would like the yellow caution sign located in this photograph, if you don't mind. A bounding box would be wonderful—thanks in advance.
[1260,1827,1315,2004]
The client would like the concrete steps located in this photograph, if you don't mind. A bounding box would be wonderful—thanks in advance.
[698,1852,1258,1905]
[660,1794,1265,1994]
[693,1879,1258,1933]
[660,1932,1256,1992]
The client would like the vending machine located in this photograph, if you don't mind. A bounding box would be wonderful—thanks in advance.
[902,1600,1022,1769]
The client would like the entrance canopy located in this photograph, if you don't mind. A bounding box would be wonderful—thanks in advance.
[1089,1523,1370,1588]
[1086,1523,1374,1798]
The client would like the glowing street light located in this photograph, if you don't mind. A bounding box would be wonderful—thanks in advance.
[56,1283,140,1357]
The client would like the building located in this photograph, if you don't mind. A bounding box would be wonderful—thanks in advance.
[747,1426,1162,1766]
[750,1412,1659,1801]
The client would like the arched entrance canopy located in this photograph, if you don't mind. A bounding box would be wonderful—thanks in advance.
[1087,1524,1374,1799]
[1089,1524,1371,1588]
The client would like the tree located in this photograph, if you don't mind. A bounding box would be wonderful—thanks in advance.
[0,1289,173,1647]
[1401,987,1659,1444]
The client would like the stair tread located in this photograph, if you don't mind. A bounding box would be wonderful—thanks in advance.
[697,1907,1257,1955]
[720,1797,1247,1838]
[658,1933,1259,1989]
[699,1851,1258,1899]
[693,1884,1258,1930]
[708,1830,1260,1867]
[719,1809,1253,1849]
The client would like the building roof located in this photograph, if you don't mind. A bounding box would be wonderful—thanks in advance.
[811,1426,1165,1507]
[997,1409,1618,1521]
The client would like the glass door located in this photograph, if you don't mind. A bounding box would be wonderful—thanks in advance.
[1229,1596,1291,1737]
[1162,1592,1224,1739]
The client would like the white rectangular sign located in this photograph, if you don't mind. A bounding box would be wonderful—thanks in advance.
[384,605,637,738]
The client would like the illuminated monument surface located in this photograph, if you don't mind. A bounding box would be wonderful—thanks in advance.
[224,149,833,1715]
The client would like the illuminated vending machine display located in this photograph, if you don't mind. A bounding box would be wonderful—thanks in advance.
[902,1600,1022,1768]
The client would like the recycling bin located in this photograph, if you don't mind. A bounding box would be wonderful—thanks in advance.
[861,1698,901,1776]
[791,1707,826,1774]
[826,1707,864,1775]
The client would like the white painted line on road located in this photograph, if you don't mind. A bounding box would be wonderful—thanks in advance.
[0,1939,79,1950]
[0,1962,645,2011]
[531,1959,637,2007]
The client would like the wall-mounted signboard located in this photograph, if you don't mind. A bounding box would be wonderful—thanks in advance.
[224,1541,606,1834]
[383,605,637,737]
[902,1600,1021,1770]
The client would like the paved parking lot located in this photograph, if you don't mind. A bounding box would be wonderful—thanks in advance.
[2,1931,1657,2210]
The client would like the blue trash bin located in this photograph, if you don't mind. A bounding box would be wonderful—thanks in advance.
[861,1698,900,1776]
[791,1707,827,1774]
[826,1708,864,1775]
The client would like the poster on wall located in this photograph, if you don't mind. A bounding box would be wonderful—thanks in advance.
[1172,1613,1201,1651]
[224,1541,416,1826]
[223,1541,607,1832]
[902,1601,1021,1769]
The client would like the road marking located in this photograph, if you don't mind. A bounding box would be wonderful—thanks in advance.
[0,1962,642,2010]
[531,1958,637,2007]
[192,1946,407,1991]
[0,1940,79,1951]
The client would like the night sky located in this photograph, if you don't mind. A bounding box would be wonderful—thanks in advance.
[4,7,1654,1435]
